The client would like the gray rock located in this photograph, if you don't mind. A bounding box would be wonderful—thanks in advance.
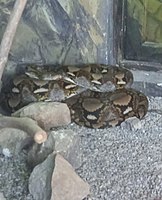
[12,102,71,130]
[51,154,90,200]
[28,153,55,200]
[120,116,142,131]
[27,128,82,169]
[0,128,28,155]
[51,129,82,169]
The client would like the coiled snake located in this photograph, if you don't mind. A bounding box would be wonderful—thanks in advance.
[3,64,148,128]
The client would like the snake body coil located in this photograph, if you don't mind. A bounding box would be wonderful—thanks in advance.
[3,64,148,128]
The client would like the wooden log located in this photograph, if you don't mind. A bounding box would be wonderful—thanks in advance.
[0,116,47,144]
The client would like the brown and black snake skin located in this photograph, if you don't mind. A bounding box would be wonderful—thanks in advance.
[2,64,148,128]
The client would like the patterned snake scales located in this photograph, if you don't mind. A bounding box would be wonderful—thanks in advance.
[4,64,148,128]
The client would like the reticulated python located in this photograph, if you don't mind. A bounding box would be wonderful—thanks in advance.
[3,64,148,128]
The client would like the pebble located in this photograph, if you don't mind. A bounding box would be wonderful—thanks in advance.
[2,148,12,158]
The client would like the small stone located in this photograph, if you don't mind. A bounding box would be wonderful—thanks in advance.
[2,148,12,158]
[12,102,71,130]
[51,129,82,169]
[121,117,142,131]
[51,154,90,200]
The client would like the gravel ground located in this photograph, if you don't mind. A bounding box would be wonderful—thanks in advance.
[0,96,162,200]
[0,151,33,200]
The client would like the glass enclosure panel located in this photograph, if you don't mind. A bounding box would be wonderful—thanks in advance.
[124,0,162,63]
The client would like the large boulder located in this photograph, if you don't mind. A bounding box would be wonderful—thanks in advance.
[0,0,110,73]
